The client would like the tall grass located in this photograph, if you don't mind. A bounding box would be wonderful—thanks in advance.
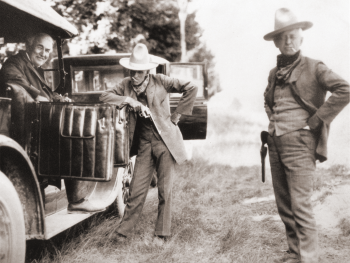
[26,105,350,262]
[27,159,284,263]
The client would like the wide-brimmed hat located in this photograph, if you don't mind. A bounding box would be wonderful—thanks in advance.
[120,43,159,70]
[264,8,313,41]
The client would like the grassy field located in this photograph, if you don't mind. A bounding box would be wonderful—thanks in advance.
[26,161,350,263]
[26,104,350,263]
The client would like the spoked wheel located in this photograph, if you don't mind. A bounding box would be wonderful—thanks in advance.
[0,171,25,263]
[111,158,134,218]
[123,158,134,204]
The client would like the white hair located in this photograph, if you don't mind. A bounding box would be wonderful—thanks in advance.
[26,33,53,51]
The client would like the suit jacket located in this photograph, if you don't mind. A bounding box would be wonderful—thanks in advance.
[100,73,198,165]
[264,55,349,162]
[0,50,52,100]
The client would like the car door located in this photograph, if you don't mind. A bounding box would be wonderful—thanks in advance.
[168,62,208,140]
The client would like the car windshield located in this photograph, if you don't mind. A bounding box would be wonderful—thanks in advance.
[72,65,124,93]
[169,64,204,98]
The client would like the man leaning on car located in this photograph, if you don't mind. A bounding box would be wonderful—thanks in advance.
[100,43,197,242]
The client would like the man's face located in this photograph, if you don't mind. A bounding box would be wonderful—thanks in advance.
[29,36,53,67]
[274,28,303,56]
[129,70,148,86]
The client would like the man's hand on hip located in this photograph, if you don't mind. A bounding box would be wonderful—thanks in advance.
[308,113,322,130]
[171,111,181,126]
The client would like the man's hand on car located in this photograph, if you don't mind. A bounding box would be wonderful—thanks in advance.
[126,97,143,111]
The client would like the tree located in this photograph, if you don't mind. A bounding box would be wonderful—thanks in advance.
[47,0,220,96]
[48,0,201,61]
[177,0,188,62]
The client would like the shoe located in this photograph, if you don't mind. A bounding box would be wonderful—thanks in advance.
[273,251,299,263]
[67,199,106,214]
[154,235,169,241]
[281,259,299,263]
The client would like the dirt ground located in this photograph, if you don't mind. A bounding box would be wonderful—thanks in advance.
[243,178,350,263]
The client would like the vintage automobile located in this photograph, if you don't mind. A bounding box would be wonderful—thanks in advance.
[0,0,207,262]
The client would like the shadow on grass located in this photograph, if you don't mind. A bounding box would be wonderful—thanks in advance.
[338,218,350,237]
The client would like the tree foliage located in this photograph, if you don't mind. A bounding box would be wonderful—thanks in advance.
[50,0,201,61]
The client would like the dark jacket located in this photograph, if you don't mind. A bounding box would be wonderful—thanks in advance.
[265,55,350,162]
[0,50,57,148]
[100,73,198,165]
[0,50,52,100]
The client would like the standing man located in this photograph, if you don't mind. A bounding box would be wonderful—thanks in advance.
[0,33,104,213]
[100,43,197,240]
[263,8,349,263]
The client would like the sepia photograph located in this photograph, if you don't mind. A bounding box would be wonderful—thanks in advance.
[0,0,349,262]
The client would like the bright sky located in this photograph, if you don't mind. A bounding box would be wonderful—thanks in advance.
[190,0,350,166]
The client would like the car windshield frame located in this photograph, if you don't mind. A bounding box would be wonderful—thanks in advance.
[70,64,125,94]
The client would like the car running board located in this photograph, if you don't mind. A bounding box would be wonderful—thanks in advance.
[44,167,124,239]
[45,208,98,239]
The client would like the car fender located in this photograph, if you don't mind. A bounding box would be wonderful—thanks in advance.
[0,135,45,239]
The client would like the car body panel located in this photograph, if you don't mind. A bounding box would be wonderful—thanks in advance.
[0,134,45,239]
[0,98,11,137]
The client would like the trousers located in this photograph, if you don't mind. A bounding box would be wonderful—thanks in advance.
[117,130,175,237]
[268,129,318,263]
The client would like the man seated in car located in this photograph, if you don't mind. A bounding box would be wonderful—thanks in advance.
[0,32,104,213]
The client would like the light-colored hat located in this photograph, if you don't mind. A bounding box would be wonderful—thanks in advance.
[120,43,159,70]
[264,8,313,41]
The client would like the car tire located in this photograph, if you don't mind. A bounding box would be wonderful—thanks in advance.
[114,168,125,218]
[110,159,134,218]
[0,171,26,263]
